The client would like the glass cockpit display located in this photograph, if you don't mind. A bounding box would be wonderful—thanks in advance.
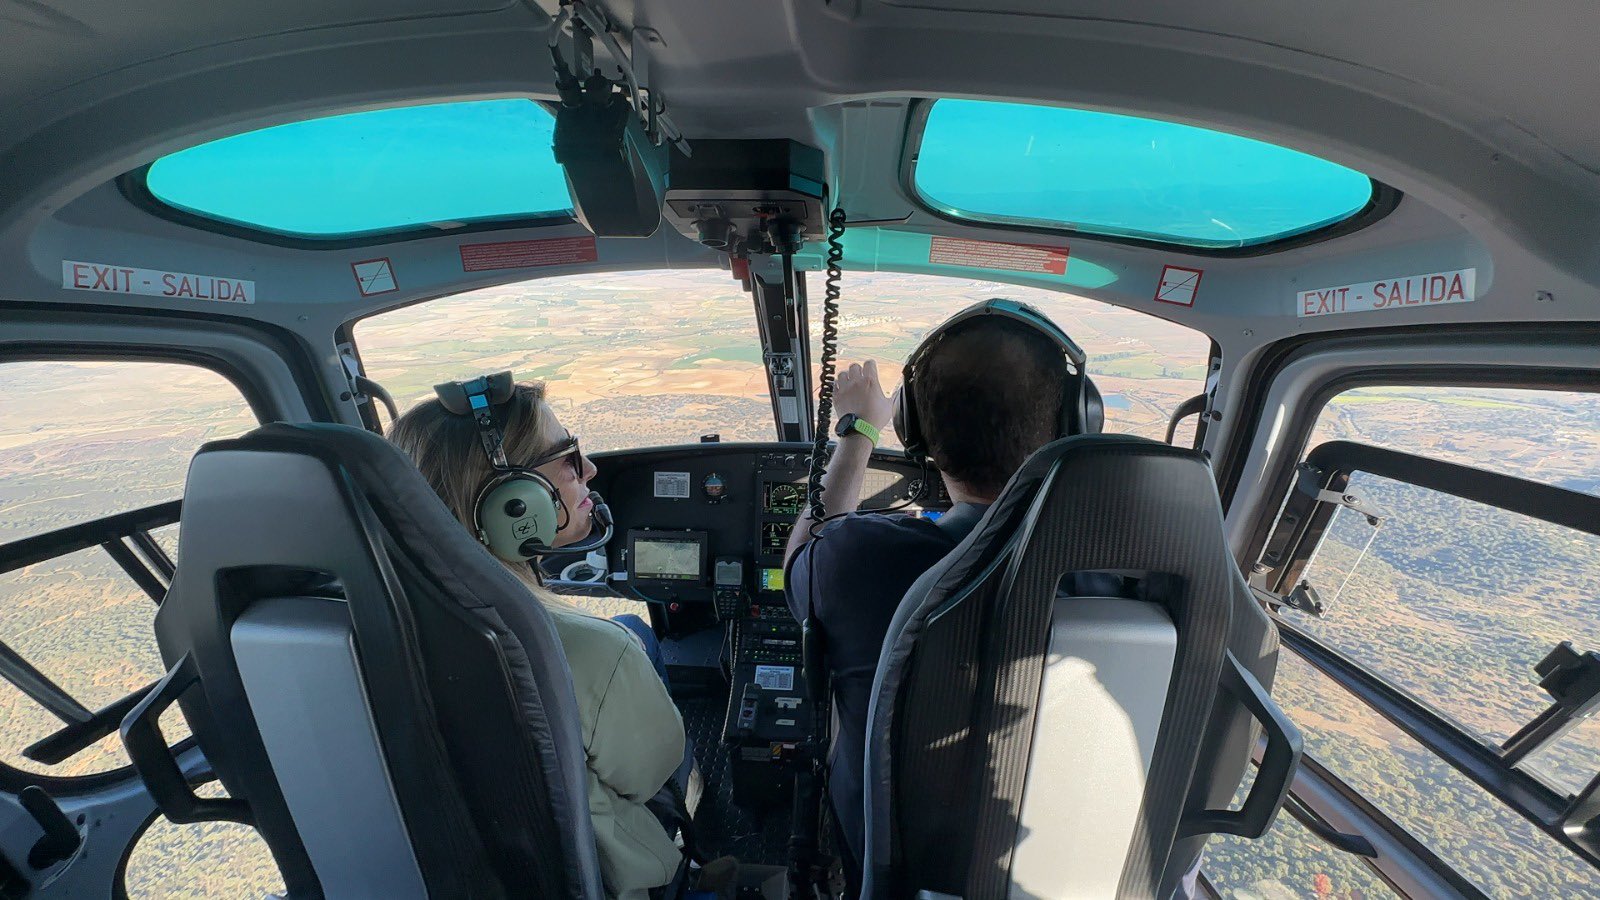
[761,521,793,556]
[762,481,805,516]
[631,535,705,581]
[759,567,785,592]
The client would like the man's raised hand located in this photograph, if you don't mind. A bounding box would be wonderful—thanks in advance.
[833,359,896,430]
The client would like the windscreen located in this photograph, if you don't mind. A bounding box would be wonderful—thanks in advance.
[356,270,773,451]
[805,273,1211,448]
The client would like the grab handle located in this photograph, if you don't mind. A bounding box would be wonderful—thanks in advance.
[120,653,252,825]
[1180,651,1303,839]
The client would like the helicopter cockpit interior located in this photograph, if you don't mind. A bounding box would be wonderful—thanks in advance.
[2,2,1598,899]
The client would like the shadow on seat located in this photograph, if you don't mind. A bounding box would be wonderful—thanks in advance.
[862,434,1302,900]
[119,422,604,899]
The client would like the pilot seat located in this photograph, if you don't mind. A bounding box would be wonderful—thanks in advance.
[862,434,1302,899]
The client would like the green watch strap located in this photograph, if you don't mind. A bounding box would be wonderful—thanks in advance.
[847,416,881,445]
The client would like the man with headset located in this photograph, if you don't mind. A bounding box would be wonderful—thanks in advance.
[783,298,1105,891]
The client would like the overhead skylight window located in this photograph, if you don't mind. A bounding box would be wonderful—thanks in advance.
[910,99,1378,250]
[144,99,572,240]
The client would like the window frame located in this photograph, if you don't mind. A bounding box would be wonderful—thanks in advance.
[1236,365,1600,874]
[1255,437,1600,870]
[899,98,1403,258]
[0,341,280,791]
[1,303,333,425]
[1220,324,1600,537]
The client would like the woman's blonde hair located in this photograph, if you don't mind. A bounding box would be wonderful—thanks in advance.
[389,380,580,610]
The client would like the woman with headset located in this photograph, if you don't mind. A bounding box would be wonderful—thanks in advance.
[389,377,687,900]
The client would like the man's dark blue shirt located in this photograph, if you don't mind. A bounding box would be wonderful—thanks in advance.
[785,503,988,875]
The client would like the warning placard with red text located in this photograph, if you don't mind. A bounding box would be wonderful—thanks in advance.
[928,237,1069,276]
[459,236,599,273]
[62,260,254,303]
[1297,268,1476,318]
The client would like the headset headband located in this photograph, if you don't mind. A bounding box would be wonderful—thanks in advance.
[896,298,1100,468]
[435,371,516,469]
[906,297,1086,374]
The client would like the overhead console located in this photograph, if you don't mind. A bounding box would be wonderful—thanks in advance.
[662,140,826,255]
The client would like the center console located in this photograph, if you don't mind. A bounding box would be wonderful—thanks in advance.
[589,442,949,808]
[717,452,812,806]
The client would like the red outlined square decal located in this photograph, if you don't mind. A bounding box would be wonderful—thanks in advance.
[352,258,398,296]
[1155,265,1203,306]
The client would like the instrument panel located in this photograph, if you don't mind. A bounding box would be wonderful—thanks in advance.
[581,442,948,629]
[567,442,951,803]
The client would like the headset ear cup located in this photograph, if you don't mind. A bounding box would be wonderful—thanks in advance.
[1081,376,1105,434]
[477,472,562,561]
[895,369,923,465]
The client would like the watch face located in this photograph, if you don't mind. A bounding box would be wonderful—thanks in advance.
[835,414,856,437]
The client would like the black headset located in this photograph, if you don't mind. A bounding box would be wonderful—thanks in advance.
[434,371,612,562]
[893,298,1104,469]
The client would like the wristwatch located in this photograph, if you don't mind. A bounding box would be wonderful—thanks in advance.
[834,413,881,445]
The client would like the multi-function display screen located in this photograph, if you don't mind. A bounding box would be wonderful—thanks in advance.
[632,538,703,581]
[759,567,786,592]
[760,521,793,556]
[761,482,805,516]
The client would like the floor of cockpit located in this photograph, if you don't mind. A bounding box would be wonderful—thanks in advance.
[675,679,795,868]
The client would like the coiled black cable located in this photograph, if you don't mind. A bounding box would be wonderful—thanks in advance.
[788,208,846,900]
[806,208,847,538]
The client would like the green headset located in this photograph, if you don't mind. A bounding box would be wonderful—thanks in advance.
[433,372,611,562]
[893,298,1104,469]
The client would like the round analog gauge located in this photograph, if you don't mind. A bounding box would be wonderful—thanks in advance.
[765,482,803,514]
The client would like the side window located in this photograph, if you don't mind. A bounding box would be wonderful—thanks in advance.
[1242,385,1600,894]
[809,273,1212,448]
[1,360,283,898]
[124,810,284,899]
[1290,386,1600,787]
[0,360,257,776]
[1311,386,1600,495]
[1204,751,1400,898]
[1210,652,1600,897]
[1292,472,1599,770]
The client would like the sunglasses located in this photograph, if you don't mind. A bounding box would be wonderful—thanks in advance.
[526,432,584,479]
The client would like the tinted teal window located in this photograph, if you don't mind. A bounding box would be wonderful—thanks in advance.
[145,99,572,239]
[912,100,1376,249]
